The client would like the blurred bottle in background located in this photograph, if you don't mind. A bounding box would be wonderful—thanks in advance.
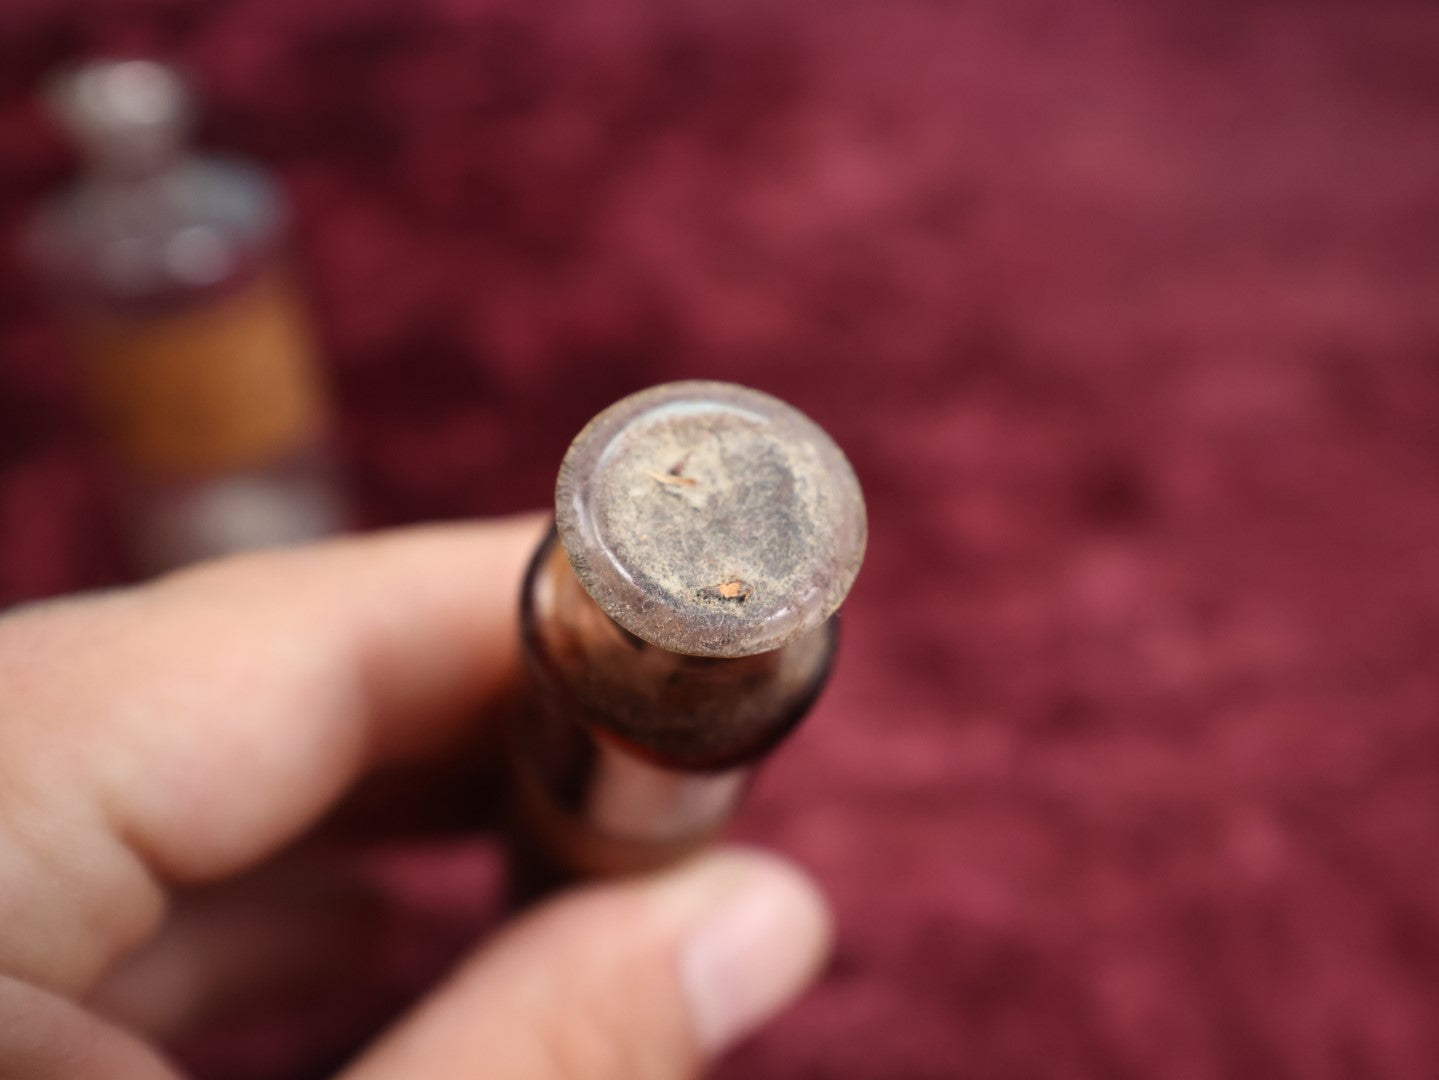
[26,59,346,575]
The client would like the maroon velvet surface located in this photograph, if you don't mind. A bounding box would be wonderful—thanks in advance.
[3,2,1439,1077]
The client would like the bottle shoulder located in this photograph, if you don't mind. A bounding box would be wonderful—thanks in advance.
[30,156,287,308]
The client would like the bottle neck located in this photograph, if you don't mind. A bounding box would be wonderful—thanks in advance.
[83,141,187,187]
[520,526,837,772]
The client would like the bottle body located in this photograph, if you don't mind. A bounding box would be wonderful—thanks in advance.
[511,526,836,885]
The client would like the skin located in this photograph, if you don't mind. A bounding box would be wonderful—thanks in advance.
[0,515,831,1079]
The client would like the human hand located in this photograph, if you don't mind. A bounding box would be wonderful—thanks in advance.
[0,516,831,1078]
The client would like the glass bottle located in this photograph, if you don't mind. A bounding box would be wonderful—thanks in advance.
[27,59,345,574]
[510,381,867,893]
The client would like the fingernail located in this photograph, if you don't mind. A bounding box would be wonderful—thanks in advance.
[668,850,832,1054]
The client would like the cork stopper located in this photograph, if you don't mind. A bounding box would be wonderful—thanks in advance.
[45,59,193,175]
[555,381,866,658]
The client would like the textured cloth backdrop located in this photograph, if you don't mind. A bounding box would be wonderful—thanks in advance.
[2,1,1439,1078]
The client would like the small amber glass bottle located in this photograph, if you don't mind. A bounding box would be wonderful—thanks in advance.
[510,381,866,892]
[28,60,344,573]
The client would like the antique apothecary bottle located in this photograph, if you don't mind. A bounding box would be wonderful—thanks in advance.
[511,381,866,889]
[29,59,344,573]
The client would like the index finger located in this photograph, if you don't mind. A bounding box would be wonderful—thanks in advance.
[0,514,545,996]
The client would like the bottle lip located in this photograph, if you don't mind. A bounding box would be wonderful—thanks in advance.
[555,380,866,658]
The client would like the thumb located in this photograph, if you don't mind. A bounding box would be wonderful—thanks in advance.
[340,848,833,1080]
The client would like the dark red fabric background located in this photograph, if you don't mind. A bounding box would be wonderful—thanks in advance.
[3,1,1439,1077]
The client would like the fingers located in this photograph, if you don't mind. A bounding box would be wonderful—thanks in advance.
[89,860,386,1041]
[0,974,179,1080]
[341,849,832,1080]
[0,514,545,995]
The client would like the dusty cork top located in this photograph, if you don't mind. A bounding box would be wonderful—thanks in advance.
[555,381,866,658]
